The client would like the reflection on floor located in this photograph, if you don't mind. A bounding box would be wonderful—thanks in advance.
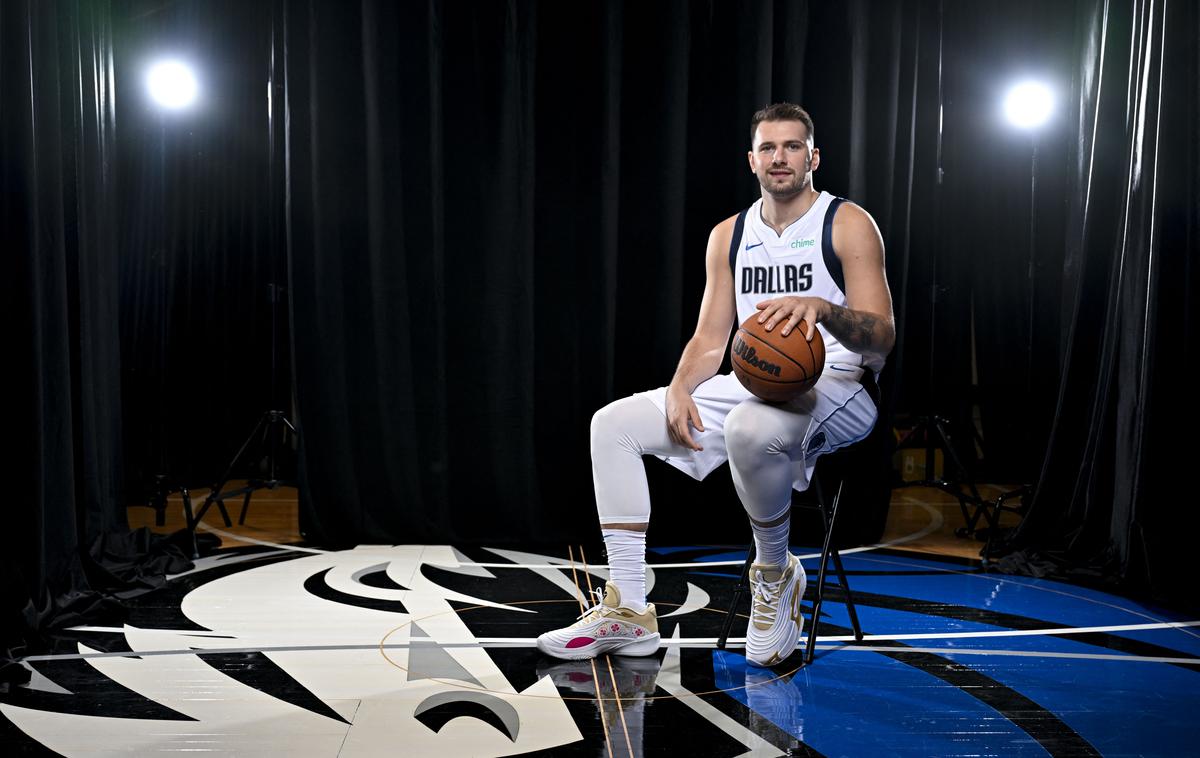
[3,527,1197,756]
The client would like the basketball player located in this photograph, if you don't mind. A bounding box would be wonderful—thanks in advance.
[537,103,895,666]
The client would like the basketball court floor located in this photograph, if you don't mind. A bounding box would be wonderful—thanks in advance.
[2,490,1197,756]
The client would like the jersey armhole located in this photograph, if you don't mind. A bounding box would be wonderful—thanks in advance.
[822,197,847,295]
[727,209,749,275]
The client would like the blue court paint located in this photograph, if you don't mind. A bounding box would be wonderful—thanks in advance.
[689,570,743,580]
[714,649,1048,756]
[686,550,751,563]
[1108,627,1200,656]
[700,548,1199,757]
[815,553,1175,630]
[647,546,711,555]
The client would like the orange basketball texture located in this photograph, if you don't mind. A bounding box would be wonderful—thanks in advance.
[731,315,825,402]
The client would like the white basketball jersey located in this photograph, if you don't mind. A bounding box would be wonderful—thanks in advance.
[732,191,885,380]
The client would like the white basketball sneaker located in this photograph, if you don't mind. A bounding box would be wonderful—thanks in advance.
[744,552,807,667]
[536,585,660,660]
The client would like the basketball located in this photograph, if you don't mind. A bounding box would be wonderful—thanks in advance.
[730,313,825,402]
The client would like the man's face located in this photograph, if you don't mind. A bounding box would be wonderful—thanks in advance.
[747,120,819,199]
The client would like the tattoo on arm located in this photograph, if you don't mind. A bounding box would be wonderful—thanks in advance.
[823,304,892,354]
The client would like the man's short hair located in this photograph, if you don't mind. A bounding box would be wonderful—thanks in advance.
[750,103,815,146]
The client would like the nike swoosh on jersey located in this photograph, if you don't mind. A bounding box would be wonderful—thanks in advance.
[745,241,765,250]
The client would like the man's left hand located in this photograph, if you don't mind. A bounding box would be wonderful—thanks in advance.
[755,296,831,340]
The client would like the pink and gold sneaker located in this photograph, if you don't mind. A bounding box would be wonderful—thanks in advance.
[536,585,660,660]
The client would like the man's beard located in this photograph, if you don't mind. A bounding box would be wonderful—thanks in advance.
[759,170,808,198]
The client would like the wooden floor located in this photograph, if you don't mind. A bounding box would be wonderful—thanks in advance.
[126,481,1025,560]
[127,482,302,550]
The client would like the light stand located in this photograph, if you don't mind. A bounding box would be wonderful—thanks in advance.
[965,80,1053,559]
[144,111,233,534]
[1026,136,1038,393]
[970,129,1042,560]
[892,0,989,531]
[185,9,295,557]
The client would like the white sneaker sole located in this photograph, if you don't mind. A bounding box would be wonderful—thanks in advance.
[745,616,802,667]
[536,633,661,661]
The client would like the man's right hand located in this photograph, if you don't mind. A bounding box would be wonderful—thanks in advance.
[665,385,705,451]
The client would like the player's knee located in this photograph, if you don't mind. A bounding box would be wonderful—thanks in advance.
[591,397,640,455]
[590,403,619,451]
[725,403,787,465]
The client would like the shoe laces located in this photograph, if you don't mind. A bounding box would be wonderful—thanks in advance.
[571,586,609,626]
[750,569,785,626]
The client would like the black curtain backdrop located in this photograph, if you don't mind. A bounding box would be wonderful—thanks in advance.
[1,0,106,684]
[2,0,250,686]
[937,0,1078,482]
[284,0,931,547]
[998,0,1200,604]
[2,0,128,685]
[4,0,1198,682]
[115,0,282,494]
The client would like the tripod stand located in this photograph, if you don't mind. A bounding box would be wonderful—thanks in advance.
[143,117,235,537]
[892,410,987,536]
[184,13,296,557]
[187,405,296,557]
[891,0,990,543]
[957,125,1046,561]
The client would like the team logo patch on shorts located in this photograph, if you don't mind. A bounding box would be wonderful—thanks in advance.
[806,431,827,454]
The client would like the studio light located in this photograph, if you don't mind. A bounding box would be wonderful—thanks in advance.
[1003,80,1053,130]
[146,59,198,110]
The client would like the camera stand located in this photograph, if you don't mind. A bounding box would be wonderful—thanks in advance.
[892,413,987,535]
[149,473,230,529]
[183,17,298,560]
[186,409,296,558]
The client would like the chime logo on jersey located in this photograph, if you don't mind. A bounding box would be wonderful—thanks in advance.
[741,262,813,294]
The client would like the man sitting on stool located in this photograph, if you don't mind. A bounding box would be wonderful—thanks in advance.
[537,103,895,666]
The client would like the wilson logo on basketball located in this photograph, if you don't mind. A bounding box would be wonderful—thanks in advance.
[732,336,782,377]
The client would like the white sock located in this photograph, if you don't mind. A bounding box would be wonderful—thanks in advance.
[751,516,791,568]
[601,528,647,612]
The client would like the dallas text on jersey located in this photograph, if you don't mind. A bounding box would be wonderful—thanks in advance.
[740,263,813,294]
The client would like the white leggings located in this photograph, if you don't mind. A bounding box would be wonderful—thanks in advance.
[591,382,875,527]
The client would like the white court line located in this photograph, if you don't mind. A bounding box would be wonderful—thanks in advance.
[45,619,1200,662]
[658,626,785,757]
[66,619,1200,642]
[23,639,1200,667]
[197,523,329,554]
[851,553,1200,643]
[831,619,1200,641]
[66,627,235,637]
[817,644,1200,666]
[64,620,1200,642]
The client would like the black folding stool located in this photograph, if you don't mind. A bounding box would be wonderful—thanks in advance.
[716,448,866,666]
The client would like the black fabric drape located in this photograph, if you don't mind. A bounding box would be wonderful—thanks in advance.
[932,1,1076,481]
[2,0,126,684]
[115,0,280,494]
[2,0,227,688]
[286,0,929,546]
[997,0,1200,605]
